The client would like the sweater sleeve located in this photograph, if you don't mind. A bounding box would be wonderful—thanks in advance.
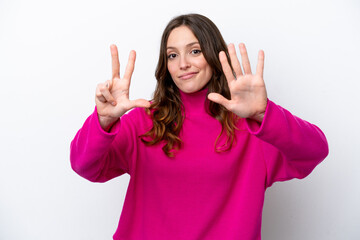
[70,107,142,182]
[245,100,329,188]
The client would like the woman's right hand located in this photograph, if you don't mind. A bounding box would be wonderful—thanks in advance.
[95,45,151,130]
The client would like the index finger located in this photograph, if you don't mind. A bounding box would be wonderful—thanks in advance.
[110,44,120,79]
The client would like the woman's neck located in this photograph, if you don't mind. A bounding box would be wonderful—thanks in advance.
[179,88,209,116]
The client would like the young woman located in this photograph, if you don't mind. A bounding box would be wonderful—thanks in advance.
[70,14,328,240]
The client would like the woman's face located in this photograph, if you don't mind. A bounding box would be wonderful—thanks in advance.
[166,26,213,93]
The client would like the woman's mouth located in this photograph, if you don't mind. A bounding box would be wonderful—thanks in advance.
[179,72,198,80]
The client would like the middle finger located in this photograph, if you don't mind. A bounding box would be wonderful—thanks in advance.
[228,43,243,78]
[239,43,252,74]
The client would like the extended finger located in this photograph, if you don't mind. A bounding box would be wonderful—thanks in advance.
[110,44,120,79]
[239,43,252,74]
[256,50,265,77]
[228,43,243,77]
[207,92,231,110]
[129,99,151,109]
[123,50,136,83]
[219,51,236,84]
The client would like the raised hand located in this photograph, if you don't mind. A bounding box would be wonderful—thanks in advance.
[208,43,268,122]
[95,45,150,130]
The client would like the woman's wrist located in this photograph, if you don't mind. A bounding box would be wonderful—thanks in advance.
[249,112,265,123]
[98,115,119,132]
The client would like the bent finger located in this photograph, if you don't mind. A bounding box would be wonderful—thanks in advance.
[104,79,114,91]
[96,83,107,102]
[96,90,107,103]
[99,82,116,105]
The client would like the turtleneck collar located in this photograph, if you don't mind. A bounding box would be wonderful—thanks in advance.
[179,88,209,116]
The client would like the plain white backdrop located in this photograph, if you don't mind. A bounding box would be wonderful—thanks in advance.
[0,0,359,239]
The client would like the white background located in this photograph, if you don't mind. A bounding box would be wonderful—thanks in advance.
[0,0,359,239]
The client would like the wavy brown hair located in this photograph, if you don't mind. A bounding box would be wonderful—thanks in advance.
[141,13,239,157]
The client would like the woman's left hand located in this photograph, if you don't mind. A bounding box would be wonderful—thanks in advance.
[208,43,268,122]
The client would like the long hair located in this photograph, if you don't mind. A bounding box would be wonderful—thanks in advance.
[141,13,239,157]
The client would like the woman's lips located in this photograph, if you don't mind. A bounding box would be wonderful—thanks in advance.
[179,72,198,80]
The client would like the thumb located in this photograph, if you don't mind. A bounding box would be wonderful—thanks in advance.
[207,93,231,110]
[130,99,151,109]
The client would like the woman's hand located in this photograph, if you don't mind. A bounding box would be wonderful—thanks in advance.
[208,43,268,122]
[95,45,150,130]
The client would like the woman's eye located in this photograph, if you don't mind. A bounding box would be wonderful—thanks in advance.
[168,53,177,59]
[191,49,202,54]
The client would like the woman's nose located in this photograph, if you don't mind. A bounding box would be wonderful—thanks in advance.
[179,55,190,70]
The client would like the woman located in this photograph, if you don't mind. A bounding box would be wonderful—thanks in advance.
[70,14,328,240]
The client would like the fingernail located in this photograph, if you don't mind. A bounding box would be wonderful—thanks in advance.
[111,101,116,106]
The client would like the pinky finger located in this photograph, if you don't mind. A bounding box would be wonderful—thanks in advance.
[96,81,116,105]
[100,88,117,105]
[96,89,107,103]
[95,83,107,103]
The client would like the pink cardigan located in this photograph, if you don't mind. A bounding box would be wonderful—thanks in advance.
[70,88,328,240]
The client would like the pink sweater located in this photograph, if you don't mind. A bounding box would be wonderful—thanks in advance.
[70,88,328,240]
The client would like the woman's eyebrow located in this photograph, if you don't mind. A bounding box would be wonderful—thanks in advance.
[167,42,200,50]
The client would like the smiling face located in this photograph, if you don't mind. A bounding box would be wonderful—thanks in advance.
[166,26,213,94]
